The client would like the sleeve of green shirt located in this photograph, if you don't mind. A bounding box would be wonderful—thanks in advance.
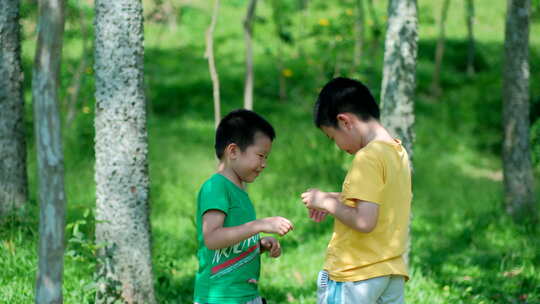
[199,178,230,216]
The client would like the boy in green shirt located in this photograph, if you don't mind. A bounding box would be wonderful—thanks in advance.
[194,109,294,304]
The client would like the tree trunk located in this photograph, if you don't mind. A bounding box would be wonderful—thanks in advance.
[353,0,365,69]
[32,0,66,303]
[380,0,417,267]
[205,0,221,129]
[430,0,451,96]
[297,0,309,56]
[277,49,287,101]
[366,0,382,55]
[243,0,257,110]
[270,0,287,101]
[502,0,536,220]
[94,1,156,303]
[65,5,90,126]
[465,0,475,76]
[0,0,28,216]
[380,0,418,159]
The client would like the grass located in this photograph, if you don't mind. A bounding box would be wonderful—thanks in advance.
[1,0,539,303]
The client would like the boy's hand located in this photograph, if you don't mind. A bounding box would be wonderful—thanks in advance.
[260,236,281,258]
[301,189,332,212]
[257,217,293,236]
[309,209,328,222]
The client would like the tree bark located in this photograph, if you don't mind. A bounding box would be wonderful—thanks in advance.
[32,0,66,303]
[430,0,451,96]
[205,0,221,129]
[380,0,417,267]
[94,0,156,303]
[380,0,418,159]
[502,0,536,220]
[0,0,28,216]
[465,0,475,76]
[353,0,365,69]
[243,0,257,110]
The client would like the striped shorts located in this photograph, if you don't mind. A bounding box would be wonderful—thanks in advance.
[317,271,405,304]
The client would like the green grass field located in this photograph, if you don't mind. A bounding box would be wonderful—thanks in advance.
[1,0,539,303]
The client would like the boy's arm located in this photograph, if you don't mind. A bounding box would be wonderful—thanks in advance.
[301,189,379,233]
[308,192,339,222]
[203,210,293,250]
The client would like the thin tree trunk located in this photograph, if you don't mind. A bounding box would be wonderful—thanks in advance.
[297,0,309,57]
[94,1,156,303]
[278,50,287,101]
[465,0,475,76]
[363,0,382,87]
[380,0,417,266]
[502,0,536,220]
[65,6,90,126]
[353,0,365,69]
[430,0,451,96]
[0,0,28,216]
[366,0,382,55]
[243,0,257,110]
[334,46,342,78]
[32,0,66,303]
[205,0,221,129]
[270,1,287,101]
[163,0,177,28]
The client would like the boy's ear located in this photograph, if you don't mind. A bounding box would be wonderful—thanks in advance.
[336,113,353,130]
[225,143,239,159]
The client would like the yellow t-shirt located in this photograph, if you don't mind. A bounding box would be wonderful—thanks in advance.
[324,139,412,282]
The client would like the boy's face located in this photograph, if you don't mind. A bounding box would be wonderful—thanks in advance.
[321,125,358,155]
[320,113,366,154]
[231,132,272,183]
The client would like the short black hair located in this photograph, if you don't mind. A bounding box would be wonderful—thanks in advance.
[314,77,380,128]
[215,109,276,159]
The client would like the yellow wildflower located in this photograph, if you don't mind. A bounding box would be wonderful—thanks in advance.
[282,68,293,78]
[318,18,330,26]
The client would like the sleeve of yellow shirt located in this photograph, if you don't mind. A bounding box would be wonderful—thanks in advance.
[342,148,385,206]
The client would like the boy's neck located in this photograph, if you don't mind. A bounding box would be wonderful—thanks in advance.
[218,163,245,189]
[363,121,395,147]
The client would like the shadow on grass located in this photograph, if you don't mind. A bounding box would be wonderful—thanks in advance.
[411,169,540,303]
[260,283,317,304]
[155,273,195,304]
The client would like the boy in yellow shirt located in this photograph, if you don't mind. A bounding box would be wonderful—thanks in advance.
[301,77,412,304]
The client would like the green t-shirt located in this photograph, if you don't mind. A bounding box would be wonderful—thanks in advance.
[194,173,261,304]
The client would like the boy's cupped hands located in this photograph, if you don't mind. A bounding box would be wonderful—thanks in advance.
[301,188,332,222]
[260,236,281,258]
